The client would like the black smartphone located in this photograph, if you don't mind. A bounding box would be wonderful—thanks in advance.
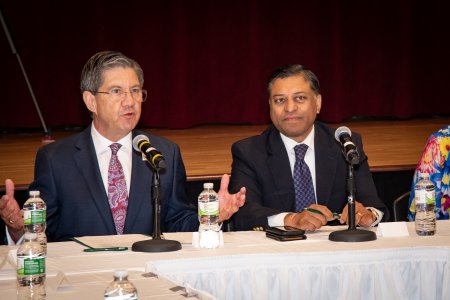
[265,226,307,241]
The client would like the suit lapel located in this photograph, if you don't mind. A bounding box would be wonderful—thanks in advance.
[73,127,116,232]
[314,124,339,206]
[124,131,153,233]
[266,126,296,210]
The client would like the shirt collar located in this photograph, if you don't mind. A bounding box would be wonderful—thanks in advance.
[280,125,315,152]
[90,123,133,155]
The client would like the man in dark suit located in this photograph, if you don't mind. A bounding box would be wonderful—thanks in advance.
[0,51,245,242]
[229,64,386,231]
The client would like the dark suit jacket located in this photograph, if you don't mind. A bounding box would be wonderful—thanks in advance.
[29,125,198,241]
[229,122,387,230]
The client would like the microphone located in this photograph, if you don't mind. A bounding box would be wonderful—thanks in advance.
[131,134,181,252]
[334,126,359,165]
[132,135,166,170]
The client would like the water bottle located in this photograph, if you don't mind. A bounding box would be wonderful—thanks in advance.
[104,270,138,299]
[23,190,47,254]
[17,232,46,300]
[414,172,436,236]
[198,182,220,248]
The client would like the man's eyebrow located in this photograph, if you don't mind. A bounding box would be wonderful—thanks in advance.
[272,91,307,97]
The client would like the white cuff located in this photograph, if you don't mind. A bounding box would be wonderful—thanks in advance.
[268,212,290,227]
[367,207,383,227]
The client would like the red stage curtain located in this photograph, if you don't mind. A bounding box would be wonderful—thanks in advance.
[0,0,448,129]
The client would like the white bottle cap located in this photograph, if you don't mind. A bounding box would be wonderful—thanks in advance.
[29,190,40,197]
[203,182,214,189]
[114,270,128,279]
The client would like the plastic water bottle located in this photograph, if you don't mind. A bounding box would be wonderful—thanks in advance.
[198,182,220,248]
[414,172,436,236]
[23,190,47,254]
[104,270,138,299]
[17,232,46,300]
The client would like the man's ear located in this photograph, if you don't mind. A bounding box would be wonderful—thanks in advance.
[83,91,97,114]
[315,94,322,114]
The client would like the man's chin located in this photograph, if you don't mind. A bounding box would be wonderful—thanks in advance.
[279,126,309,141]
[120,120,138,132]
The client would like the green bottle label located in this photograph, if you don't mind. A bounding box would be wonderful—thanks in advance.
[415,190,435,205]
[198,202,219,216]
[17,256,45,275]
[23,209,46,225]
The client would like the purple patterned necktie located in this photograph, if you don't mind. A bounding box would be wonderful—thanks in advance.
[107,143,128,234]
[293,144,316,212]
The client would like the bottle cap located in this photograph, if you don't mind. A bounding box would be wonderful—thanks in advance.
[203,182,214,189]
[418,172,430,179]
[29,190,40,197]
[23,232,38,240]
[114,270,128,279]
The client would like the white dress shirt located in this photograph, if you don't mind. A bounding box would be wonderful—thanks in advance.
[268,126,317,226]
[90,124,132,195]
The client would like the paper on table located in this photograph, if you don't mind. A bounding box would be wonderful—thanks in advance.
[0,249,17,270]
[306,225,348,240]
[376,222,410,237]
[0,247,17,269]
[46,270,74,292]
[305,225,378,241]
[75,234,150,248]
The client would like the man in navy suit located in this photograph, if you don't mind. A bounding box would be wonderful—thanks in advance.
[0,51,245,242]
[229,64,386,231]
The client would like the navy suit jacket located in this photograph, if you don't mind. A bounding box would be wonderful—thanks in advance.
[29,125,198,241]
[229,122,387,230]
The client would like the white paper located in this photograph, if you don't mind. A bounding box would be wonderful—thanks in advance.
[75,234,149,248]
[377,222,410,237]
[0,249,17,270]
[46,270,74,292]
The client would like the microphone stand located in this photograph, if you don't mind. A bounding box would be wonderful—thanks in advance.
[1,9,53,142]
[132,163,181,252]
[329,160,377,242]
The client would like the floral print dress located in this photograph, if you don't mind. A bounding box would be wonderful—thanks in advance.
[408,125,450,220]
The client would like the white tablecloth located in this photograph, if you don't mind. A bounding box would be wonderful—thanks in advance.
[1,221,449,299]
[149,246,450,300]
[149,221,450,300]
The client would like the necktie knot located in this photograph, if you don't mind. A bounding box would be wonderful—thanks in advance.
[110,143,122,155]
[294,144,308,161]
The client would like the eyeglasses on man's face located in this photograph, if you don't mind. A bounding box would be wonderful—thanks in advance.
[92,87,147,102]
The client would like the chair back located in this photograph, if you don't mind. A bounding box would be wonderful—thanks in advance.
[392,191,411,221]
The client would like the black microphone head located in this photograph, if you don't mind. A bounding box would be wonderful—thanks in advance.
[132,134,149,152]
[334,126,352,142]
